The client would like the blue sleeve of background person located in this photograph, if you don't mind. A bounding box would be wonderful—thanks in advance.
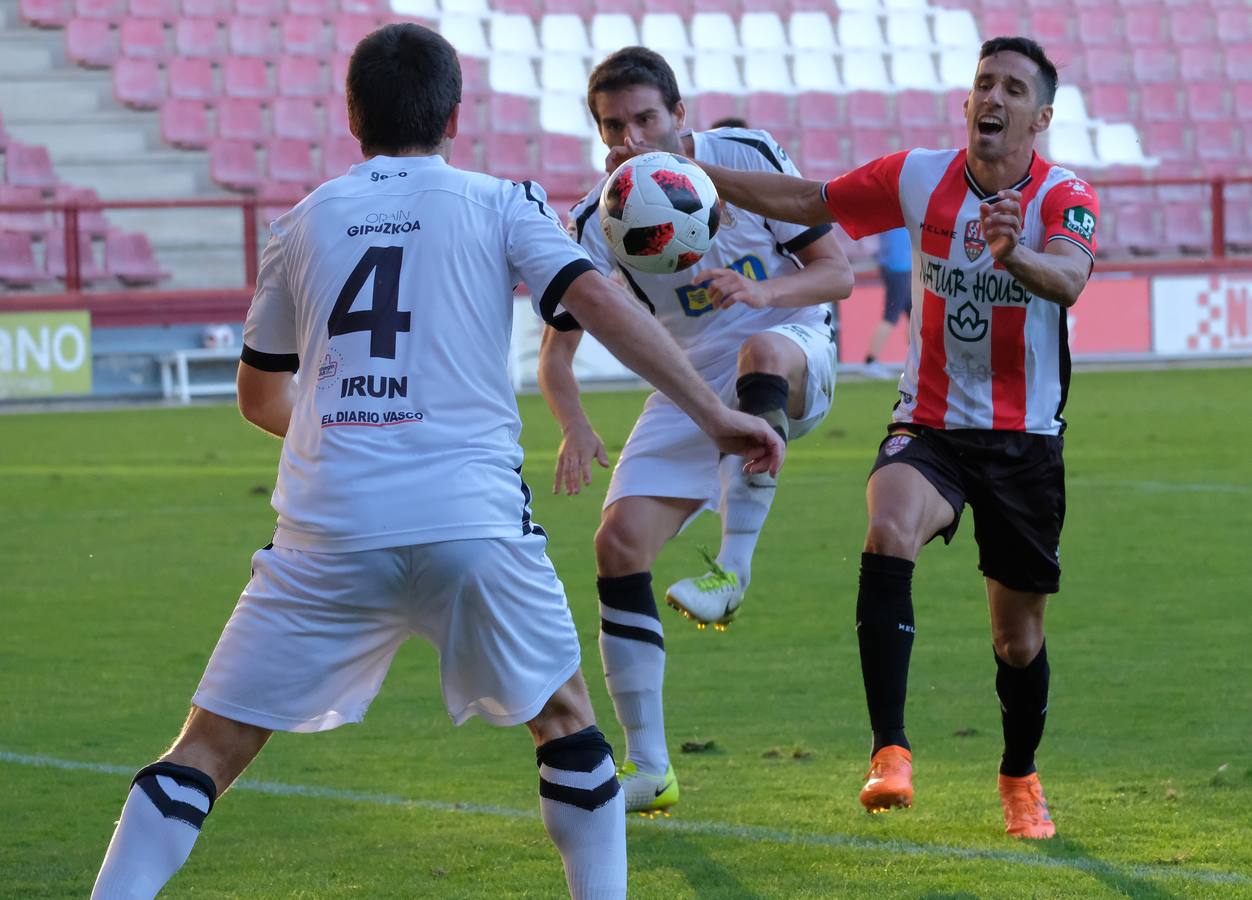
[877,227,912,273]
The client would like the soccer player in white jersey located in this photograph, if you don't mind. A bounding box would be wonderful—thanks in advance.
[89,26,783,900]
[538,47,853,815]
[615,37,1099,838]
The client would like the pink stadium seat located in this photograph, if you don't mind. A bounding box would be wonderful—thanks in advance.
[1131,46,1178,83]
[795,92,841,127]
[223,56,272,98]
[113,57,164,107]
[744,93,792,131]
[1028,10,1070,44]
[106,229,166,284]
[53,184,110,236]
[76,0,123,20]
[1224,191,1252,251]
[1139,85,1181,122]
[210,139,263,189]
[217,97,267,141]
[229,15,278,55]
[539,133,595,197]
[281,16,328,54]
[978,10,1021,39]
[1233,83,1252,118]
[286,0,333,16]
[594,0,641,15]
[168,57,217,99]
[4,142,57,189]
[276,55,326,96]
[850,128,893,166]
[544,0,596,14]
[175,18,226,57]
[1143,122,1189,162]
[846,91,890,128]
[44,227,109,283]
[20,0,71,27]
[1186,83,1230,123]
[324,94,351,138]
[330,54,349,95]
[267,139,317,187]
[233,0,281,17]
[161,98,212,147]
[640,0,690,14]
[1216,8,1251,44]
[1195,120,1241,170]
[1225,45,1252,81]
[333,14,375,53]
[488,94,537,134]
[119,18,169,58]
[273,97,322,139]
[183,0,231,17]
[0,233,44,288]
[1084,48,1133,85]
[942,88,967,124]
[901,127,949,150]
[798,128,845,172]
[693,93,741,130]
[449,137,478,172]
[1167,9,1215,46]
[1179,46,1222,82]
[322,136,359,179]
[1075,9,1120,47]
[1047,42,1086,83]
[461,57,486,93]
[0,186,50,234]
[456,96,484,136]
[483,133,533,182]
[1123,8,1164,46]
[1088,84,1131,119]
[896,89,941,127]
[128,0,176,20]
[1113,203,1163,254]
[339,0,384,15]
[1163,202,1209,254]
[66,18,118,66]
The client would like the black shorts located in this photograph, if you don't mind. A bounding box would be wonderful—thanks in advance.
[869,425,1066,594]
[881,269,912,324]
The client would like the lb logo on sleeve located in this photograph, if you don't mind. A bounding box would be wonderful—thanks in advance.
[1063,206,1096,242]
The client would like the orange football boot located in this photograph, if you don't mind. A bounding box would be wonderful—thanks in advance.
[859,746,914,813]
[998,772,1057,839]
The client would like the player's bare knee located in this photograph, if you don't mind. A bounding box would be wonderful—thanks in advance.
[992,631,1044,667]
[528,677,595,746]
[594,518,649,576]
[864,515,921,560]
[165,707,270,791]
[737,333,788,377]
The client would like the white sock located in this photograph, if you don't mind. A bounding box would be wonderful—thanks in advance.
[92,763,217,900]
[715,453,777,588]
[537,727,627,900]
[597,573,669,775]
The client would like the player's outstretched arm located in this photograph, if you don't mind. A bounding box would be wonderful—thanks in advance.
[537,326,610,495]
[236,362,295,437]
[561,270,784,476]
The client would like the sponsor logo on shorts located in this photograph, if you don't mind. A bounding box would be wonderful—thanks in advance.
[964,220,986,262]
[1063,206,1096,242]
[883,434,912,456]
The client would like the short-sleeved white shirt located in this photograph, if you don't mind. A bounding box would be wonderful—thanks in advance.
[567,128,836,376]
[242,154,593,552]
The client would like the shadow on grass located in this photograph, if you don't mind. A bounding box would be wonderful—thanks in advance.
[631,829,767,900]
[1037,836,1179,900]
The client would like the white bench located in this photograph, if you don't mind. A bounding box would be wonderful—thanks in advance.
[158,347,240,404]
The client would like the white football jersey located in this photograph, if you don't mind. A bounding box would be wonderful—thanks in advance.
[567,128,836,375]
[242,154,593,552]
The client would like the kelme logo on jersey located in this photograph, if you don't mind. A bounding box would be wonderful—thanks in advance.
[963,220,986,262]
[676,254,767,317]
[1063,206,1096,242]
[947,301,988,341]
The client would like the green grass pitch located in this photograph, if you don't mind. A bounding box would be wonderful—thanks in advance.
[1,367,1250,898]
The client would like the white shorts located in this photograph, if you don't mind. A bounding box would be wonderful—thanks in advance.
[603,322,838,519]
[192,534,581,732]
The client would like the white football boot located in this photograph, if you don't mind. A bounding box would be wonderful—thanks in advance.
[665,548,745,631]
[618,761,679,817]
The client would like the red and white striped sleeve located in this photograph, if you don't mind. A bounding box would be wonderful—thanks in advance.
[1039,176,1100,264]
[819,150,909,240]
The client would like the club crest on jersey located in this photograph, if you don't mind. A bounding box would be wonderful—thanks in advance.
[883,434,913,456]
[963,220,986,262]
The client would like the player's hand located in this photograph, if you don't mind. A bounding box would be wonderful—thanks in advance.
[705,408,785,477]
[553,423,610,495]
[697,267,773,310]
[605,136,663,172]
[980,189,1023,262]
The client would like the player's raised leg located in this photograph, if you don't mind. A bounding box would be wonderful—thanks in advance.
[528,670,627,899]
[595,495,697,814]
[92,707,270,899]
[857,459,955,812]
[667,331,807,628]
[987,580,1056,838]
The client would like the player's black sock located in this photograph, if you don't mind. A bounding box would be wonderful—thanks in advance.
[996,643,1050,778]
[597,573,668,775]
[856,552,916,755]
[736,372,789,441]
[865,354,876,364]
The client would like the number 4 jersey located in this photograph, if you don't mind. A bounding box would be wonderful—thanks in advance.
[242,154,593,552]
[823,149,1099,435]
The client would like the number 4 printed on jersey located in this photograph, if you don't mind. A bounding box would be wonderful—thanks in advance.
[328,246,410,359]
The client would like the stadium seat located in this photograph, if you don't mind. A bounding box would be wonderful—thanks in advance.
[1085,48,1132,84]
[1113,203,1163,255]
[1132,46,1179,83]
[1183,85,1228,124]
[1088,84,1132,120]
[1216,8,1252,45]
[286,0,332,16]
[217,97,266,141]
[639,13,690,55]
[540,14,590,54]
[183,0,231,18]
[1027,10,1070,45]
[846,90,889,128]
[1178,46,1222,83]
[1143,122,1189,162]
[330,53,349,94]
[4,142,57,190]
[799,127,847,172]
[223,56,272,97]
[234,0,282,18]
[539,92,593,136]
[978,11,1023,42]
[488,94,537,133]
[0,233,44,288]
[1050,85,1088,126]
[1075,9,1120,47]
[0,186,50,234]
[837,12,882,50]
[744,92,791,131]
[322,136,359,179]
[76,0,123,20]
[843,50,891,91]
[890,50,938,90]
[849,128,894,166]
[489,53,539,96]
[273,96,321,140]
[106,229,166,284]
[1223,192,1252,251]
[128,0,176,20]
[44,227,109,283]
[113,57,164,107]
[1123,8,1164,46]
[787,11,835,51]
[693,92,740,128]
[54,185,110,235]
[20,0,71,27]
[229,15,279,55]
[538,133,595,197]
[1139,85,1182,122]
[901,126,948,151]
[792,51,840,92]
[175,18,227,58]
[1234,83,1252,118]
[885,13,931,50]
[461,56,486,93]
[590,14,640,53]
[883,0,926,10]
[1194,120,1241,169]
[1162,202,1210,254]
[743,52,792,92]
[795,91,840,128]
[333,14,376,54]
[161,98,212,147]
[168,57,218,99]
[593,0,641,14]
[66,18,118,66]
[267,139,317,188]
[894,89,940,127]
[542,0,595,14]
[276,55,325,95]
[932,9,978,50]
[740,12,786,52]
[119,17,168,58]
[640,0,690,13]
[693,51,743,92]
[489,14,540,56]
[438,15,489,57]
[1167,9,1215,46]
[1045,123,1098,166]
[1095,123,1150,165]
[1224,45,1252,81]
[937,50,977,88]
[210,139,262,189]
[448,136,479,172]
[442,0,489,14]
[483,133,533,183]
[539,53,587,92]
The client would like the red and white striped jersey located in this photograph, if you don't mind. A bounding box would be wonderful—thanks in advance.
[823,149,1099,435]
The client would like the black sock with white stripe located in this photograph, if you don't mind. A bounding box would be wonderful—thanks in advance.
[536,726,626,900]
[597,572,668,775]
[92,761,217,900]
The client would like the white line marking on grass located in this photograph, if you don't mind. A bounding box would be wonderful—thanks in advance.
[4,750,1247,888]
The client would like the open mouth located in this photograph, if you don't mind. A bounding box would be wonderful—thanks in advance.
[977,116,1005,136]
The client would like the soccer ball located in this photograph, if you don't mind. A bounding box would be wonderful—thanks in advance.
[599,152,720,275]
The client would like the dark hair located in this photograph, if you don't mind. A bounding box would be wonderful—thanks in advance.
[979,36,1058,104]
[710,117,748,129]
[346,23,462,155]
[586,46,682,124]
